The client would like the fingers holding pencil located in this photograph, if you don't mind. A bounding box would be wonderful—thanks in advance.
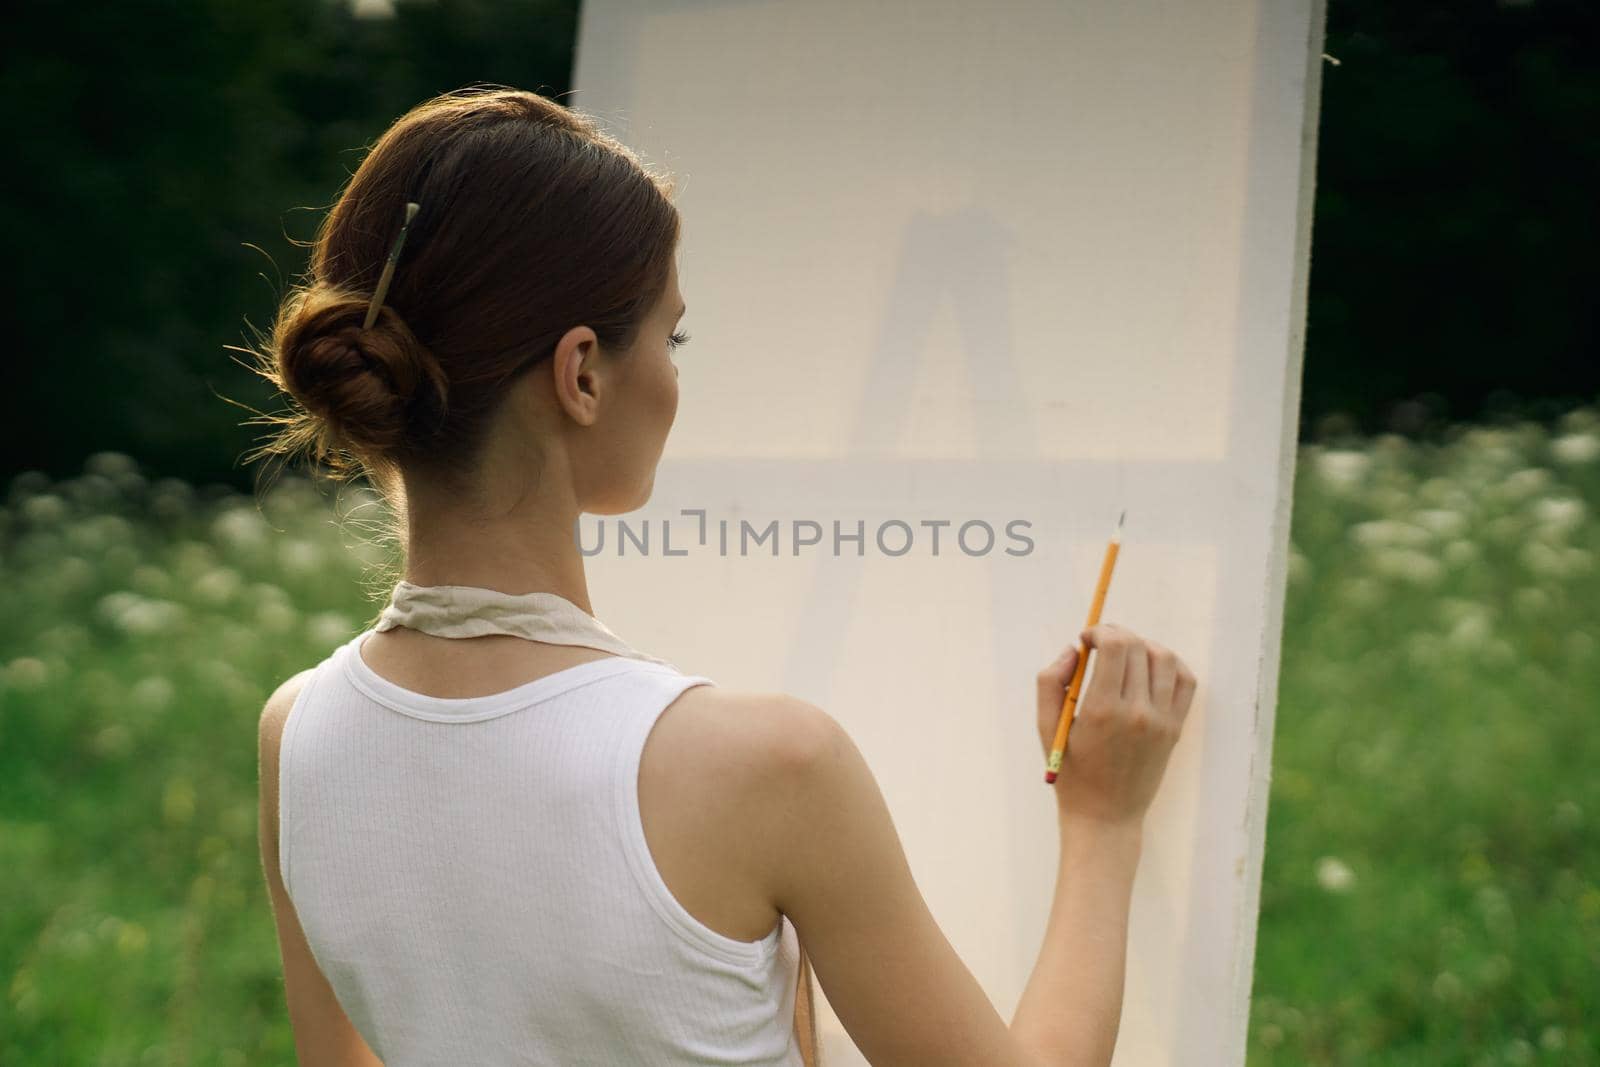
[1035,641,1082,759]
[1045,623,1200,824]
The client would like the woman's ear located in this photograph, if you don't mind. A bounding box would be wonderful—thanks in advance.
[551,325,603,427]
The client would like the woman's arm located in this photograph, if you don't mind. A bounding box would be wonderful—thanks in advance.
[1009,814,1144,1066]
[1012,622,1195,1064]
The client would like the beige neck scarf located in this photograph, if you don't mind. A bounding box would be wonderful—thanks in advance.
[372,580,676,669]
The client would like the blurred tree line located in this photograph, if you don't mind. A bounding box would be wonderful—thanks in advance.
[2,0,579,487]
[1306,0,1598,440]
[1,0,1595,485]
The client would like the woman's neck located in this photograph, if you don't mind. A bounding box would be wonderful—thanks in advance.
[400,503,594,615]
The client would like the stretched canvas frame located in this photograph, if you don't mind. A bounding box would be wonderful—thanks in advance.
[572,1,1327,1062]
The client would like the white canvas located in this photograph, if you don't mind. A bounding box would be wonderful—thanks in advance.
[571,1,1326,1063]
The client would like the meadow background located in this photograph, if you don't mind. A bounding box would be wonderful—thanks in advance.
[2,401,1596,1064]
[4,0,1598,1062]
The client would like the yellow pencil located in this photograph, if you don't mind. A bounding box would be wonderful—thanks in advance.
[1044,510,1124,785]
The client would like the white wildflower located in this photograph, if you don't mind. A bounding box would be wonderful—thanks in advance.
[5,657,50,689]
[279,538,326,576]
[307,611,353,647]
[22,494,68,524]
[116,598,186,637]
[1532,496,1586,534]
[194,567,243,606]
[1371,548,1443,586]
[1438,596,1487,626]
[171,540,219,582]
[1372,432,1413,460]
[1460,427,1522,462]
[212,508,270,553]
[84,452,140,479]
[1521,541,1585,578]
[1447,611,1494,651]
[1550,432,1600,465]
[96,591,143,625]
[1413,508,1468,538]
[1315,450,1370,493]
[1499,468,1551,500]
[1315,856,1355,893]
[96,589,185,635]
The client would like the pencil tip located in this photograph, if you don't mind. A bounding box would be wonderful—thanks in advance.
[1115,509,1125,536]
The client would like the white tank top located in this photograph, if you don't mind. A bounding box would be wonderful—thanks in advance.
[277,585,805,1066]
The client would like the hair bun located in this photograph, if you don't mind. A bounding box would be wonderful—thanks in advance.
[277,287,449,454]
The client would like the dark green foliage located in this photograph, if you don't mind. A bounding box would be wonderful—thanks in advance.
[2,1,1597,481]
[0,0,579,486]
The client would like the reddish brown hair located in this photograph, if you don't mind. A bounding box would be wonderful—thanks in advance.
[245,85,682,500]
[240,85,821,1064]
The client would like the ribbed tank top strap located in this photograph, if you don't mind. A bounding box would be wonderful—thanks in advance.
[275,642,346,901]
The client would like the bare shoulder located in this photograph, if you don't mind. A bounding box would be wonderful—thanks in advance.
[258,668,317,874]
[643,684,838,908]
[259,668,317,751]
[656,683,836,785]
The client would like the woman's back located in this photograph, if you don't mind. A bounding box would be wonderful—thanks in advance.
[276,629,806,1065]
[250,87,1191,1067]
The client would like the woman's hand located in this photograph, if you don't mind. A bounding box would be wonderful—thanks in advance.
[1035,622,1198,825]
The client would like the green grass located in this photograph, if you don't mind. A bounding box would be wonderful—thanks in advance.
[1251,411,1600,1065]
[1,408,1596,1064]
